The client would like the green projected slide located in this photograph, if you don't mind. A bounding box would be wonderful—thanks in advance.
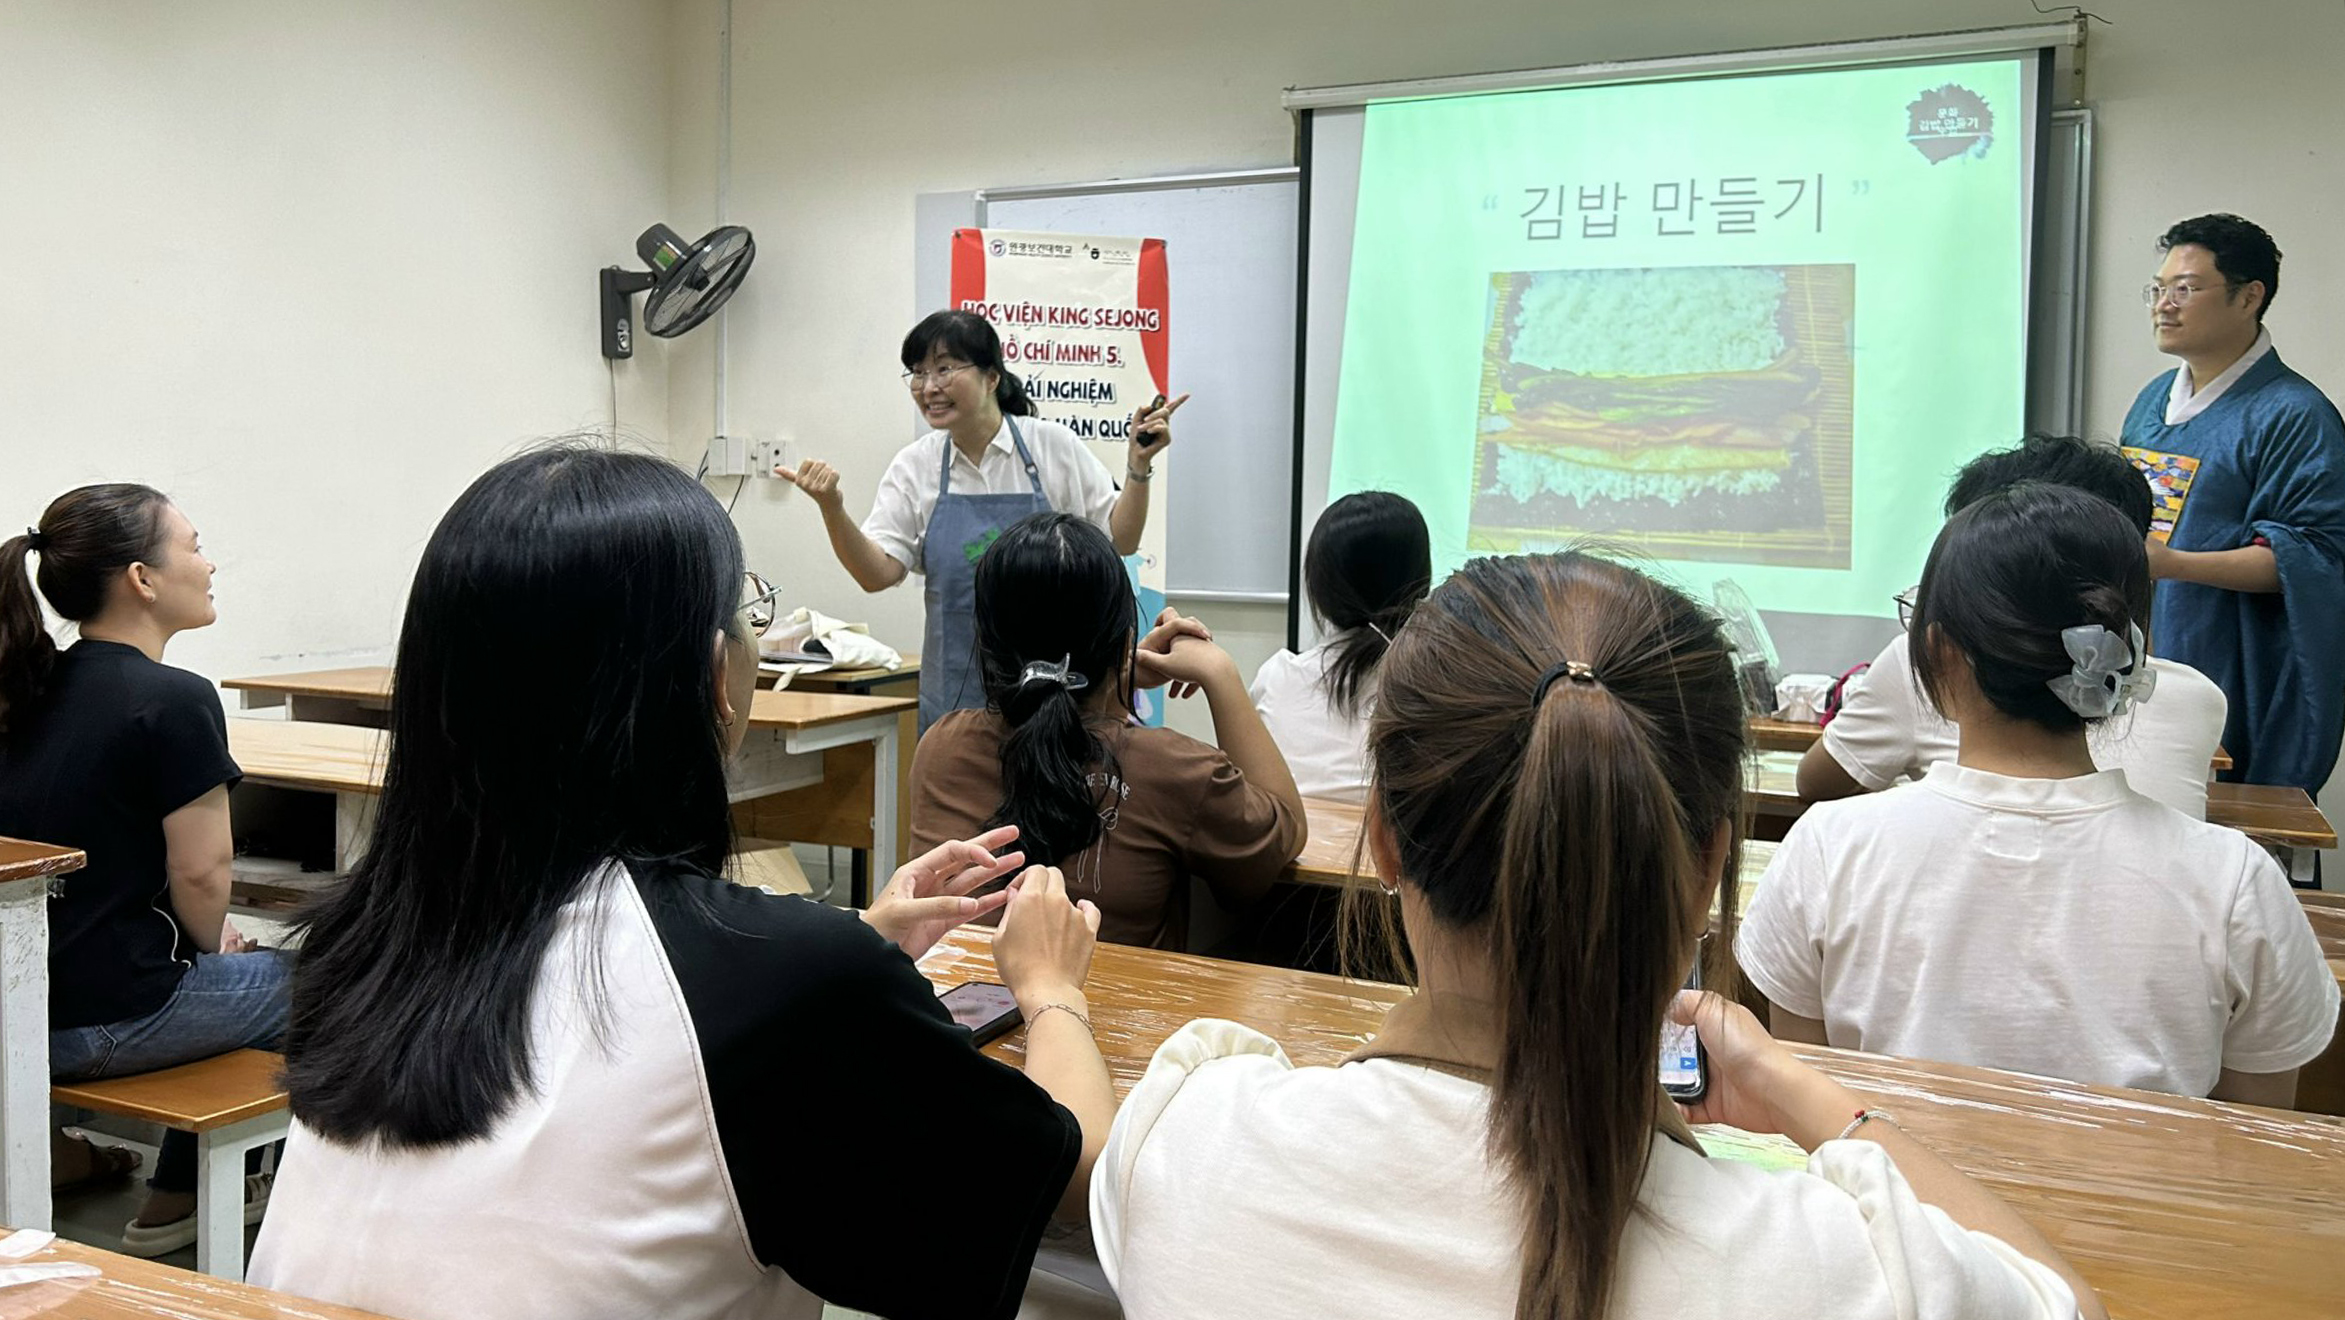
[1327,58,2029,618]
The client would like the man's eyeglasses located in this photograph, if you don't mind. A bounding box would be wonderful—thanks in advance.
[742,571,782,634]
[2141,280,2239,309]
[902,362,977,390]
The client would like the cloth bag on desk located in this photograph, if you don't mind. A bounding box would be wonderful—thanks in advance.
[758,607,905,671]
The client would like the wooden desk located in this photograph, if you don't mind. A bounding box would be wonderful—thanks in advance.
[1746,719,2237,771]
[226,702,901,892]
[1741,751,2334,850]
[222,669,908,884]
[919,928,2345,1319]
[221,667,391,726]
[774,656,920,697]
[1286,798,1369,889]
[742,690,912,894]
[0,1227,393,1317]
[753,659,919,899]
[0,840,84,1231]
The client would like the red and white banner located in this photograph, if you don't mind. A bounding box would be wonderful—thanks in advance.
[950,228,1170,591]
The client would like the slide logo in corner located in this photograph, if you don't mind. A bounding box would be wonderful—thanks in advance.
[1905,84,1993,163]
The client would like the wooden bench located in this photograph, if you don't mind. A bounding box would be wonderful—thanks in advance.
[52,1050,290,1281]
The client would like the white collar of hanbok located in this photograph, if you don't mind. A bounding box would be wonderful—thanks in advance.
[2165,326,2274,426]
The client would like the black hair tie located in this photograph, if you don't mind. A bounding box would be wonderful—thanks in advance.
[1532,660,1599,707]
[21,527,43,552]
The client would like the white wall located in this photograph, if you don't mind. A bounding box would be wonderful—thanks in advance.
[1,0,677,683]
[687,0,2345,796]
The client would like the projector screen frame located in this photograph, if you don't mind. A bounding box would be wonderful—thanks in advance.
[1283,26,2085,654]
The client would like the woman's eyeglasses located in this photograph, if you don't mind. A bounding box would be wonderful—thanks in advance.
[1893,586,1918,632]
[902,362,977,389]
[742,572,782,633]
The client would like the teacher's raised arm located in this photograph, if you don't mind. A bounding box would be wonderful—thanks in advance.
[783,310,1144,733]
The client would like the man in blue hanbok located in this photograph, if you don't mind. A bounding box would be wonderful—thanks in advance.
[2121,214,2345,793]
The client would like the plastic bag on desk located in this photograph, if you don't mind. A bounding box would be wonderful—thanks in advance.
[759,607,903,671]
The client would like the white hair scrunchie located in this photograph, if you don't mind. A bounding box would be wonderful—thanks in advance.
[2045,622,2157,718]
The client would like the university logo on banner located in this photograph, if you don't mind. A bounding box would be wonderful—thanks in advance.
[950,228,1175,721]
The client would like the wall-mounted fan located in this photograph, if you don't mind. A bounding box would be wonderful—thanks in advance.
[599,223,755,359]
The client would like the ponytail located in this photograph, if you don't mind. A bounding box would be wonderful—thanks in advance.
[971,514,1137,867]
[1365,551,1747,1320]
[995,367,1035,418]
[0,484,173,735]
[1493,672,1700,1320]
[982,671,1112,865]
[0,533,56,735]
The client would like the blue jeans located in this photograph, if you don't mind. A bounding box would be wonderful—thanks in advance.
[51,951,292,1195]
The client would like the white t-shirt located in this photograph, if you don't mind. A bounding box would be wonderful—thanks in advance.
[1092,1019,2076,1320]
[1820,635,2227,819]
[1249,640,1372,803]
[859,417,1119,576]
[1738,762,2339,1097]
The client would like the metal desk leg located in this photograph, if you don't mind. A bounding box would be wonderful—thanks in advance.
[0,875,50,1230]
[869,718,901,902]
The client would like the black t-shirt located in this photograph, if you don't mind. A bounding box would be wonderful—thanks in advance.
[636,865,1082,1318]
[256,859,1083,1319]
[0,640,241,1029]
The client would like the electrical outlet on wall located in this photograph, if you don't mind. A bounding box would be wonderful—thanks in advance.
[705,435,751,477]
[748,433,794,480]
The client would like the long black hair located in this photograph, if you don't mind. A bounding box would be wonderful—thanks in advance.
[972,513,1133,865]
[1305,491,1431,719]
[282,445,745,1146]
[1909,482,2150,734]
[902,310,1034,417]
[0,484,173,734]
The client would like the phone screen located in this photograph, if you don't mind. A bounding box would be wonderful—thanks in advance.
[939,981,1023,1045]
[1659,965,1707,1101]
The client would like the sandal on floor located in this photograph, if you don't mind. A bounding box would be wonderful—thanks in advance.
[119,1174,272,1259]
[50,1135,141,1195]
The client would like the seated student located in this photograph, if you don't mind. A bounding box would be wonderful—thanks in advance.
[1091,551,2101,1320]
[0,485,285,1256]
[913,513,1305,951]
[249,449,1114,1320]
[1800,433,2227,818]
[1249,491,1430,803]
[1743,484,2337,1103]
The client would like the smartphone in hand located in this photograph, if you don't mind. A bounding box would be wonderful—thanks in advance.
[1660,964,1708,1104]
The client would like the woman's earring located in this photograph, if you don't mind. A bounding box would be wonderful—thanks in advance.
[1378,877,1400,897]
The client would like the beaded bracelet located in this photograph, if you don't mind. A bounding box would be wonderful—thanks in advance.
[1028,1002,1093,1034]
[1838,1108,1898,1142]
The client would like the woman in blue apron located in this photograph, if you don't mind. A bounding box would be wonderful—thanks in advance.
[783,310,1183,731]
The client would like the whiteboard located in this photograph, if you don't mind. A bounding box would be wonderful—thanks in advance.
[978,171,1297,601]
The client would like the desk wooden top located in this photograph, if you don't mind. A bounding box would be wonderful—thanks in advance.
[221,665,392,702]
[50,1050,287,1133]
[921,927,2345,1319]
[0,836,85,886]
[1287,797,1369,888]
[223,667,910,735]
[1741,751,2334,848]
[0,1227,392,1318]
[226,719,385,794]
[746,688,915,730]
[1746,717,2235,771]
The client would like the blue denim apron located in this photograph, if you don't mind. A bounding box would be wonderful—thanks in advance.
[919,417,1051,733]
